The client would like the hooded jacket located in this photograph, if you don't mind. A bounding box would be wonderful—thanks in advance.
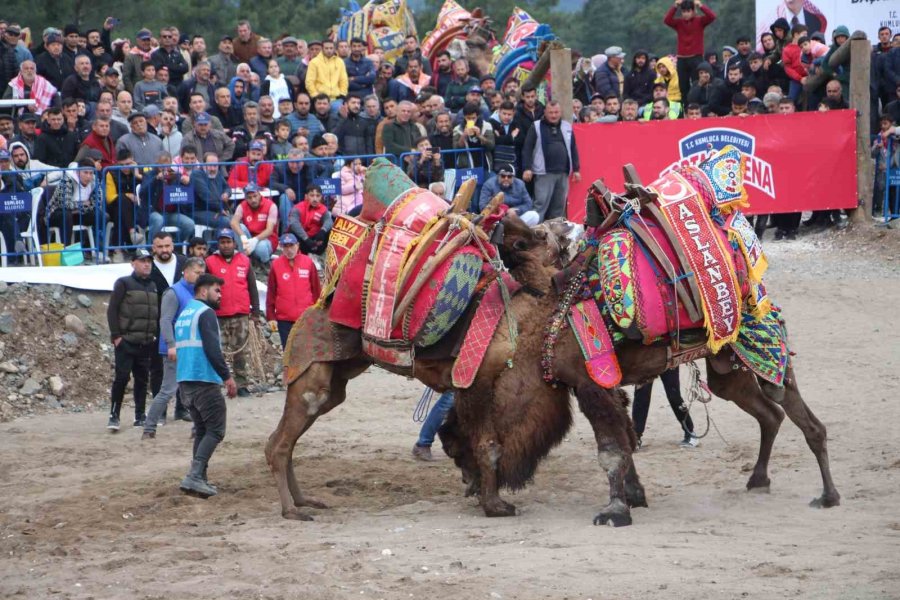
[624,51,655,105]
[655,56,681,102]
[46,167,98,214]
[7,141,58,188]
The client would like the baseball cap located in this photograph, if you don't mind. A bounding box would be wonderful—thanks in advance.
[143,105,161,118]
[0,114,13,122]
[6,26,21,36]
[604,46,626,59]
[0,150,10,160]
[105,68,120,77]
[220,34,233,42]
[249,140,265,151]
[127,111,145,122]
[282,36,299,45]
[19,113,38,123]
[136,28,152,40]
[467,86,483,95]
[132,248,152,261]
[217,228,236,240]
[279,233,299,245]
[308,40,323,48]
[194,112,211,125]
[245,182,260,193]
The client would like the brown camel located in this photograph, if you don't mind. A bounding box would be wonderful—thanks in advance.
[264,211,636,521]
[438,229,841,527]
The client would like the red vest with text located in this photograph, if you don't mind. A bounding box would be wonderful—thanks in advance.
[205,252,252,317]
[267,254,319,322]
[240,196,279,250]
[297,201,327,238]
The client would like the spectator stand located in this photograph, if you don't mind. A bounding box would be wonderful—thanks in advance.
[1,165,100,267]
[879,137,900,225]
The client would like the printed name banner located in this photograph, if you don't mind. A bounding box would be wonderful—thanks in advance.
[756,0,898,46]
[0,192,32,214]
[163,185,194,205]
[455,167,484,190]
[567,111,857,221]
[314,177,342,196]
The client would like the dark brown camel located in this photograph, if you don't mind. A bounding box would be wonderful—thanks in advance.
[439,231,841,526]
[264,211,637,521]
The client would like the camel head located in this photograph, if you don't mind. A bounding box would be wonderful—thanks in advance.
[497,210,551,270]
[533,218,582,268]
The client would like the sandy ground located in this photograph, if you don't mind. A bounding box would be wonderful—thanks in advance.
[1,233,899,600]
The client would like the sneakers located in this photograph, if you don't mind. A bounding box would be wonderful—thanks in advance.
[141,431,156,440]
[785,230,798,241]
[412,444,434,461]
[107,416,120,432]
[237,387,251,398]
[133,416,146,428]
[680,434,700,448]
[130,229,145,245]
[157,415,167,427]
[635,436,643,451]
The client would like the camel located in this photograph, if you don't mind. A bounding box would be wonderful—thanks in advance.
[438,226,841,526]
[264,210,637,521]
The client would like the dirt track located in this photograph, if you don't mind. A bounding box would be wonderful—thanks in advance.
[1,232,899,600]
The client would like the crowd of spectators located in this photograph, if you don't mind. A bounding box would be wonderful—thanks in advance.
[1,4,899,264]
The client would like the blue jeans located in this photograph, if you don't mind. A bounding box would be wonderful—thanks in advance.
[149,211,195,243]
[278,194,296,234]
[416,391,455,447]
[193,210,231,234]
[238,224,274,263]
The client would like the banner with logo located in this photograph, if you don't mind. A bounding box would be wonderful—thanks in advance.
[0,192,32,214]
[314,177,342,196]
[755,0,897,46]
[567,111,857,222]
[163,185,194,205]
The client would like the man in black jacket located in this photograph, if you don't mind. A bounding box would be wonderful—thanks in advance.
[512,84,544,178]
[106,249,159,431]
[624,50,655,106]
[33,108,78,167]
[34,33,74,91]
[333,95,376,156]
[60,55,101,103]
[152,27,190,87]
[148,231,190,422]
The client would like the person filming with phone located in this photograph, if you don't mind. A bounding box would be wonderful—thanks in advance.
[406,136,444,189]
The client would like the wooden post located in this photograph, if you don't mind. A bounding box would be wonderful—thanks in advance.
[523,40,561,91]
[550,47,574,122]
[849,38,873,224]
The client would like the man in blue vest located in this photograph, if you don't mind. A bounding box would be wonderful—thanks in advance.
[175,273,238,498]
[521,101,581,221]
[142,257,208,440]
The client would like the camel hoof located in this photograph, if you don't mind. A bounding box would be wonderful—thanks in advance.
[593,511,632,527]
[483,500,517,517]
[746,476,771,491]
[809,493,841,509]
[295,496,328,509]
[282,508,314,521]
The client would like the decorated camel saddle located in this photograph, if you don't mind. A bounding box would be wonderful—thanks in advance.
[558,146,788,389]
[302,158,517,386]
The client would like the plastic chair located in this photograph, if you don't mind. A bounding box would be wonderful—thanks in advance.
[20,188,45,266]
[70,224,96,258]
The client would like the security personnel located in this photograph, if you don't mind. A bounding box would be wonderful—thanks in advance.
[175,273,237,498]
[106,248,158,431]
[265,233,321,348]
[205,228,259,396]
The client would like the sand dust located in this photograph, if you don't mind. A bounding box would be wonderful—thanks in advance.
[1,235,899,600]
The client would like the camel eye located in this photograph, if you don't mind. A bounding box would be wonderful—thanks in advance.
[513,239,529,251]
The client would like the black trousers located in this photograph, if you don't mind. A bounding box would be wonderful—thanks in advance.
[110,340,154,419]
[632,367,694,437]
[676,55,702,104]
[773,212,802,233]
[181,382,227,465]
[277,320,295,349]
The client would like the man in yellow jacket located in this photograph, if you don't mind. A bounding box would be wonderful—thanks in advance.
[305,40,348,102]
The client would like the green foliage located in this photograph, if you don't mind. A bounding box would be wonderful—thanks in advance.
[6,0,752,61]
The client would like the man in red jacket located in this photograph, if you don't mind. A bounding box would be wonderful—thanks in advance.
[230,183,279,263]
[664,0,717,104]
[266,233,321,348]
[227,140,274,188]
[205,228,260,397]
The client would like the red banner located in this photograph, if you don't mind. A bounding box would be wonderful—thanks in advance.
[567,110,857,221]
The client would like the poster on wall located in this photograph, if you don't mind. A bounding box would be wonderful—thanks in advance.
[755,0,899,45]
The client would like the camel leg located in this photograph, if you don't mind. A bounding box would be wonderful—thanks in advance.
[474,430,516,517]
[777,365,841,508]
[574,383,636,527]
[706,360,784,492]
[623,456,648,508]
[266,362,338,520]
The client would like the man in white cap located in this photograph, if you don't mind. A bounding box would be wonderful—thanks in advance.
[593,46,626,101]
